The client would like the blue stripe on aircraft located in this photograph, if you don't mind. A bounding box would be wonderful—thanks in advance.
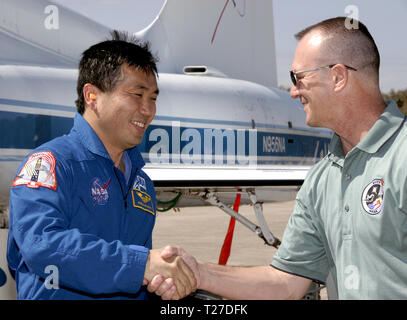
[0,98,75,113]
[139,124,330,163]
[0,111,73,149]
[0,111,331,165]
[153,115,313,132]
[0,98,325,133]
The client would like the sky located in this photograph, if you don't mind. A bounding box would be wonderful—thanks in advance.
[52,0,406,93]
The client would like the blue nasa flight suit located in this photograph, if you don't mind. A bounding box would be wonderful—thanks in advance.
[7,113,156,299]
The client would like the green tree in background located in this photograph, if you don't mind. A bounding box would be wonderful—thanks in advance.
[382,89,407,115]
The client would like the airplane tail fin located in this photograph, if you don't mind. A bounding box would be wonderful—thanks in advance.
[136,0,278,88]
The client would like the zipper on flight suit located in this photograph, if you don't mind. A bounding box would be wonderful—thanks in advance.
[113,166,138,210]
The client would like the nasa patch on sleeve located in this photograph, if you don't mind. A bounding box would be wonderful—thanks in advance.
[12,151,57,190]
[361,178,384,215]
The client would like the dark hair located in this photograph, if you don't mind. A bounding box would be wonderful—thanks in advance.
[295,17,380,76]
[75,30,158,114]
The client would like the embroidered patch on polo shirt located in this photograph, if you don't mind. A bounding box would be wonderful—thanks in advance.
[361,178,384,215]
[12,151,57,190]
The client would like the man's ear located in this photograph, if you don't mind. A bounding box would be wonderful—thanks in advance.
[83,84,99,111]
[331,64,349,93]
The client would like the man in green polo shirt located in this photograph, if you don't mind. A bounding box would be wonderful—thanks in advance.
[271,98,407,299]
[146,17,407,300]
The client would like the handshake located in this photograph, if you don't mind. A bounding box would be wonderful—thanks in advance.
[143,246,200,300]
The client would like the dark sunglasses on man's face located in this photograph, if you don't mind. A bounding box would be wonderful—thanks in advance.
[290,64,357,86]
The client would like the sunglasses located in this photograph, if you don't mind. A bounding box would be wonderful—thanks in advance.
[290,64,357,86]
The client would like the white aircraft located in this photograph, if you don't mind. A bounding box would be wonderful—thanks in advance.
[0,0,333,299]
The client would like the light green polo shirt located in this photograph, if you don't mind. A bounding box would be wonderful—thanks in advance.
[271,100,407,299]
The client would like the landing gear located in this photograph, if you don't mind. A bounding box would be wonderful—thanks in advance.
[201,189,281,248]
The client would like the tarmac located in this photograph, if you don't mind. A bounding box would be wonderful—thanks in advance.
[152,199,328,300]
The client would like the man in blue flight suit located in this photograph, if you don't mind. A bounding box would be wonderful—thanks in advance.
[7,31,196,299]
